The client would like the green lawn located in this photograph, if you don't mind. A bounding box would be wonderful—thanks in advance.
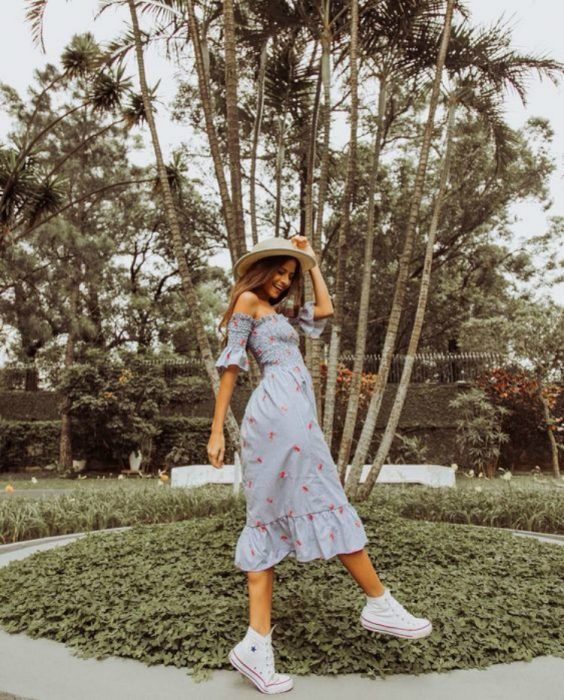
[0,472,159,491]
[1,470,560,493]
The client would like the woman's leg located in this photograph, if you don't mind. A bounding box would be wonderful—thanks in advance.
[337,549,385,597]
[247,566,275,635]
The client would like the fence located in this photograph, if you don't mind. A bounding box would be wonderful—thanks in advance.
[0,351,517,391]
[338,351,507,383]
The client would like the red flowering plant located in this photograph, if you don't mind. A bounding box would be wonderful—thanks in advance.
[475,367,563,473]
[319,362,377,409]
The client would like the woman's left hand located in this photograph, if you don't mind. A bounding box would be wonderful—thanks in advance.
[290,235,316,261]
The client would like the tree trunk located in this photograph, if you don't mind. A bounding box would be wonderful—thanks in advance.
[250,38,268,246]
[537,375,561,478]
[304,51,325,419]
[305,59,322,242]
[337,75,387,484]
[311,6,333,418]
[346,0,455,499]
[313,5,332,254]
[59,286,78,470]
[322,0,358,446]
[127,0,241,446]
[223,0,246,257]
[274,112,288,238]
[358,99,457,499]
[186,0,237,260]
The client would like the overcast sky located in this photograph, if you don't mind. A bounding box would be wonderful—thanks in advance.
[1,0,563,306]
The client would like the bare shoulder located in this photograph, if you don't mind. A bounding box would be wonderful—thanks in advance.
[233,290,260,318]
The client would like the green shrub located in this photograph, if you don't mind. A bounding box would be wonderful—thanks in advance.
[0,484,239,544]
[2,480,562,545]
[449,387,510,476]
[59,350,169,466]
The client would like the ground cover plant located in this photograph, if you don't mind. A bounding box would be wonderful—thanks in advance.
[0,502,562,682]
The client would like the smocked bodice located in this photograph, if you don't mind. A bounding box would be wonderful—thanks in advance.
[215,301,327,377]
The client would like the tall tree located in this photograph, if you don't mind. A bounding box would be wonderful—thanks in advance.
[346,0,456,499]
[336,0,449,479]
[223,0,246,257]
[356,22,563,498]
[322,0,359,444]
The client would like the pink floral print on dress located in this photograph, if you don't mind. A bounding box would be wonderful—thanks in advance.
[215,303,369,572]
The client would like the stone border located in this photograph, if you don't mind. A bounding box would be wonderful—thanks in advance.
[0,526,133,554]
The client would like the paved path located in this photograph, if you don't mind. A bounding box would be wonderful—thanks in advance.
[1,529,563,700]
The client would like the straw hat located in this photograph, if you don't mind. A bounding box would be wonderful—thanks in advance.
[233,236,317,279]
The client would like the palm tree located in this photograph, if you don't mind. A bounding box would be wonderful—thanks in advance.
[356,23,563,498]
[185,0,238,260]
[335,0,449,483]
[346,0,456,499]
[309,0,340,418]
[223,0,246,257]
[124,0,243,447]
[321,0,358,444]
[109,0,243,263]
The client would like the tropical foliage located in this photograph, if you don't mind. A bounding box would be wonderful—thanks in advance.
[0,0,562,490]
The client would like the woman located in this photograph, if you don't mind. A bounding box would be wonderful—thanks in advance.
[208,235,432,695]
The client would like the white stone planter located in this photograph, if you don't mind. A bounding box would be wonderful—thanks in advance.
[72,459,86,473]
[129,450,143,472]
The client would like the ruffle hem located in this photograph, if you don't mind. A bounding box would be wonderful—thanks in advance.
[234,501,369,571]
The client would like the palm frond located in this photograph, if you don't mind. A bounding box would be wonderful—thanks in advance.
[446,19,564,105]
[24,172,67,227]
[453,79,517,170]
[122,84,159,127]
[60,32,104,77]
[89,62,133,113]
[123,91,151,128]
[359,0,446,60]
[264,33,318,117]
[25,0,49,53]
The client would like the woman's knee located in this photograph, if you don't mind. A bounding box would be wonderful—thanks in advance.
[247,566,274,583]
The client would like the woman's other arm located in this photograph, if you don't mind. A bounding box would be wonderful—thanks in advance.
[289,235,333,318]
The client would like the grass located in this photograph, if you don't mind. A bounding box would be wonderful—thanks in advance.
[0,472,156,491]
[1,471,560,492]
[1,472,563,544]
[0,502,562,681]
[0,483,239,544]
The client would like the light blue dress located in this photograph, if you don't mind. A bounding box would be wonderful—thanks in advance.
[215,301,369,571]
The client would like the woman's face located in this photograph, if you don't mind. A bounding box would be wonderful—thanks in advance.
[261,258,297,299]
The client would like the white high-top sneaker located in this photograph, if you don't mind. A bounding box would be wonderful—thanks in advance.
[360,588,432,639]
[229,624,294,694]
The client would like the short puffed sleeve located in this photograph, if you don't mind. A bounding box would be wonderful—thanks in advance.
[287,300,328,338]
[215,312,253,374]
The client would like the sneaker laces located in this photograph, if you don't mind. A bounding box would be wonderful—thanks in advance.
[386,595,415,623]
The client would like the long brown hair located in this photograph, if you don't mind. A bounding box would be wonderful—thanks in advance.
[218,255,304,348]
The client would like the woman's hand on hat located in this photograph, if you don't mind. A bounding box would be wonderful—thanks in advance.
[290,235,316,260]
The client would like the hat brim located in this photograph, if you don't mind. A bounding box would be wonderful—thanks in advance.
[233,248,316,279]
